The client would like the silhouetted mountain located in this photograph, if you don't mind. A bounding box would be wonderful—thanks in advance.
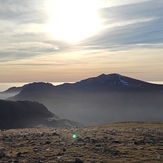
[20,82,55,93]
[56,73,163,92]
[0,100,82,129]
[7,73,163,125]
[0,82,55,100]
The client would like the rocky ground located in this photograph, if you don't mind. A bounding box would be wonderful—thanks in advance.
[0,122,163,163]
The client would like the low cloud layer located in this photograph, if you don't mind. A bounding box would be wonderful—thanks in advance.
[81,0,163,50]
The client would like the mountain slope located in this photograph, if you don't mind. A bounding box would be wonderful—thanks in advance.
[7,73,163,125]
[0,85,24,100]
[0,100,82,129]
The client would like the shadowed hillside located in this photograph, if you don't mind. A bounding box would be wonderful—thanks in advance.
[0,100,82,129]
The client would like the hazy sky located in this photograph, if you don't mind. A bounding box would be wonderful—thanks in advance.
[0,0,163,83]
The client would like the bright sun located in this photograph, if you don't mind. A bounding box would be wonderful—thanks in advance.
[45,0,103,43]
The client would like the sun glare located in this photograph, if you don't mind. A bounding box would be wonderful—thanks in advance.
[45,0,103,43]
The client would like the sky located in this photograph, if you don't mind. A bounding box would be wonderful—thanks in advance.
[0,0,163,83]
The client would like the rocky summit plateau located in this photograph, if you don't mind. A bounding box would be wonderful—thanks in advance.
[0,122,163,163]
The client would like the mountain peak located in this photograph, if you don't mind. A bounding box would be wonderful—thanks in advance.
[97,73,107,77]
[95,73,129,86]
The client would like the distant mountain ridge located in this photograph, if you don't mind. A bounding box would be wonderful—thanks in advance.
[19,82,55,93]
[4,73,163,125]
[1,82,55,94]
[2,73,163,95]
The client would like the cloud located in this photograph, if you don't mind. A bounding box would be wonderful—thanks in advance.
[0,40,74,63]
[80,0,163,51]
[1,0,162,59]
[0,0,163,82]
[0,0,84,62]
[0,0,45,23]
[100,0,163,22]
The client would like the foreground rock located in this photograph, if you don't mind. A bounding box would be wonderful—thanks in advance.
[0,122,163,163]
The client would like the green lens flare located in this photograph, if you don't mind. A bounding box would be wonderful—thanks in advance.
[72,134,77,139]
